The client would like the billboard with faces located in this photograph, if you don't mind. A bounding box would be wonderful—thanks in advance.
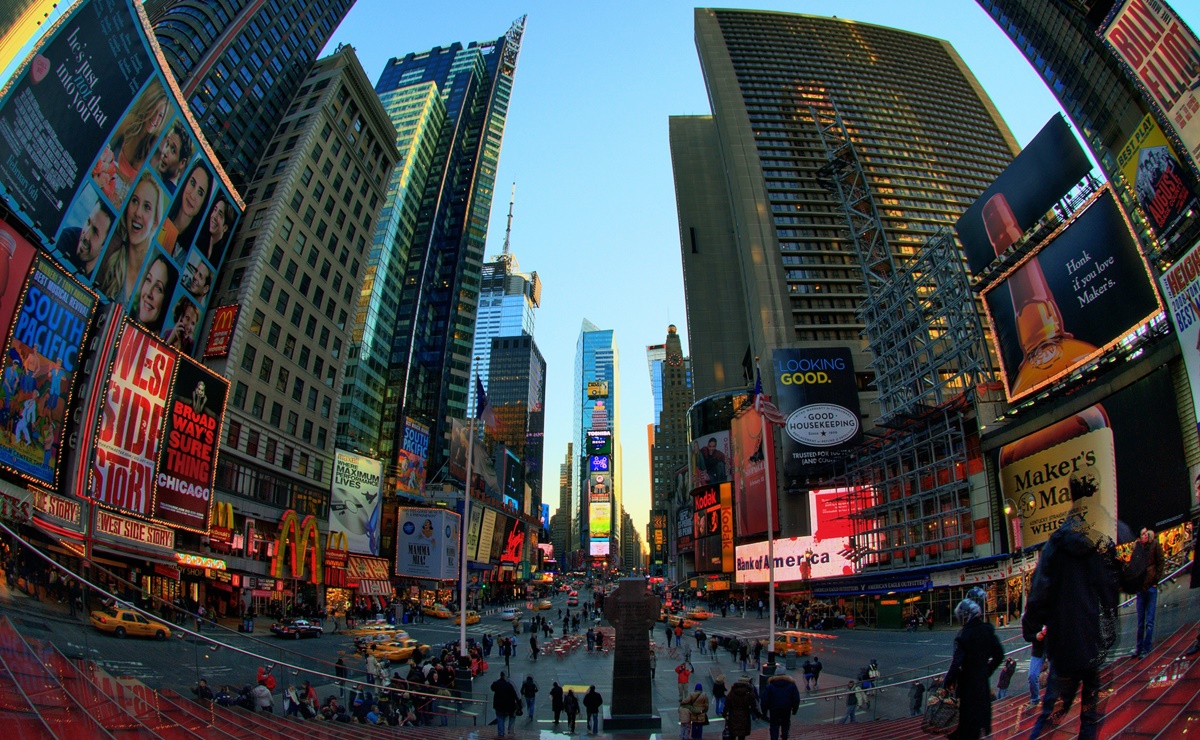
[0,0,242,359]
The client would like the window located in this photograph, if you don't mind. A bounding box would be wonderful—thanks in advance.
[252,393,265,418]
[320,259,331,279]
[315,220,327,239]
[297,345,310,370]
[229,267,246,291]
[307,387,318,411]
[261,182,275,200]
[305,316,317,338]
[240,344,257,372]
[332,338,342,359]
[283,335,295,360]
[302,205,315,227]
[321,396,331,417]
[300,167,313,187]
[319,327,330,348]
[350,260,360,278]
[246,430,260,458]
[269,247,284,270]
[312,182,325,201]
[313,357,324,379]
[270,402,283,427]
[290,303,304,327]
[299,274,312,296]
[233,382,247,409]
[306,247,318,268]
[336,310,347,331]
[226,420,242,448]
[302,419,313,442]
[284,260,298,282]
[293,231,307,255]
[292,376,304,402]
[286,411,298,435]
[259,356,274,382]
[276,366,289,393]
[316,427,327,448]
[289,191,303,212]
[297,452,308,476]
[259,277,274,302]
[266,322,280,347]
[284,135,298,152]
[274,290,290,314]
[265,438,277,464]
[325,365,337,386]
[272,158,288,176]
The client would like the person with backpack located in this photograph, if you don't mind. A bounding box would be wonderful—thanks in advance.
[564,689,581,733]
[583,685,604,734]
[521,675,539,722]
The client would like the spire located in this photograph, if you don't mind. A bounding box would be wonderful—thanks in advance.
[501,182,516,261]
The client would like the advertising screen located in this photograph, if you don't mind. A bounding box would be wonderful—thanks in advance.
[983,188,1161,402]
[692,482,733,573]
[1000,367,1189,549]
[590,539,610,557]
[772,347,863,486]
[1119,113,1195,238]
[465,505,483,562]
[448,418,499,497]
[152,354,226,532]
[692,430,731,488]
[501,519,526,564]
[589,500,611,538]
[541,503,550,530]
[586,431,612,456]
[91,321,174,517]
[0,0,243,360]
[677,504,694,554]
[394,448,426,497]
[202,305,239,358]
[1,253,95,487]
[735,535,857,584]
[809,487,871,541]
[1160,245,1200,440]
[395,508,460,580]
[955,115,1093,275]
[489,512,508,562]
[0,219,38,345]
[731,405,776,538]
[477,508,497,562]
[402,417,429,458]
[589,455,610,473]
[650,509,668,564]
[329,449,383,556]
[1104,0,1200,164]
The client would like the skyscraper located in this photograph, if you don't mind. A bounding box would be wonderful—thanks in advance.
[672,9,1019,405]
[648,325,691,576]
[574,320,621,569]
[148,0,356,190]
[208,46,396,556]
[552,443,574,567]
[366,19,526,480]
[486,333,546,515]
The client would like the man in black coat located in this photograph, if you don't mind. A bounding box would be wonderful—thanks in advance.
[761,674,801,740]
[490,672,520,738]
[1023,509,1121,739]
[942,598,1003,739]
[549,681,565,725]
[583,685,604,734]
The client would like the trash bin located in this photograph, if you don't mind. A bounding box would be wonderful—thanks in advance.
[785,650,798,670]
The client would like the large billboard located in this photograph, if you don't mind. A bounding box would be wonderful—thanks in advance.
[677,504,694,554]
[500,518,526,565]
[956,115,1093,275]
[152,354,226,532]
[91,321,174,517]
[465,505,483,562]
[691,430,731,488]
[650,509,668,565]
[735,535,857,584]
[1119,113,1195,238]
[1104,0,1200,166]
[395,508,460,580]
[772,347,862,486]
[0,252,95,487]
[731,405,776,538]
[692,482,733,574]
[1160,244,1200,439]
[329,449,382,556]
[477,508,497,562]
[983,188,1162,402]
[1000,367,1189,549]
[202,305,239,358]
[449,418,499,497]
[0,0,242,361]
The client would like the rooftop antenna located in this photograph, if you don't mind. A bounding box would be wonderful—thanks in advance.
[500,182,516,263]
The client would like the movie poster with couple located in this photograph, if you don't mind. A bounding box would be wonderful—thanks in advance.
[0,0,242,359]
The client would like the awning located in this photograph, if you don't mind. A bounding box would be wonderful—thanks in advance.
[345,555,390,581]
[356,580,393,596]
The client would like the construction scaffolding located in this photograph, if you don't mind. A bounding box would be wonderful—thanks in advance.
[811,104,995,572]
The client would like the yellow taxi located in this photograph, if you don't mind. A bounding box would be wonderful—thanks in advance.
[423,603,453,619]
[665,614,698,630]
[773,631,814,656]
[354,630,410,653]
[89,607,172,640]
[453,610,481,625]
[367,638,431,663]
[686,607,712,620]
[343,619,392,636]
[532,599,553,611]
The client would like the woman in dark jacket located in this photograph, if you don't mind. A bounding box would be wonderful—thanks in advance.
[722,676,759,740]
[943,598,1004,739]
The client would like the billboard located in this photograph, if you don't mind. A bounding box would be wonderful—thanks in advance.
[0,219,38,347]
[500,518,526,565]
[489,512,509,562]
[692,430,731,488]
[1160,243,1200,439]
[650,509,668,564]
[735,535,857,584]
[586,380,609,398]
[1104,0,1200,165]
[0,0,243,361]
[586,430,611,456]
[955,115,1093,275]
[772,347,863,486]
[1119,113,1195,237]
[91,321,174,517]
[677,504,694,554]
[809,487,872,541]
[982,188,1162,402]
[541,503,550,530]
[692,482,733,573]
[202,304,239,358]
[152,354,225,532]
[329,449,382,556]
[477,508,497,562]
[465,505,483,561]
[731,405,776,538]
[448,418,499,497]
[1,253,95,487]
[589,454,610,473]
[1000,367,1190,549]
[394,448,426,498]
[589,500,611,538]
[590,539,610,557]
[395,508,460,580]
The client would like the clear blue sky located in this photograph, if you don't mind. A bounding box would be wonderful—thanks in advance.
[323,1,1198,539]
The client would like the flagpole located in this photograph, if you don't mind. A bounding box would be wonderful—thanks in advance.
[459,367,476,660]
[758,358,778,667]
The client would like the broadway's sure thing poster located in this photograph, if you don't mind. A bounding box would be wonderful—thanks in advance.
[394,508,460,580]
[91,321,175,517]
[152,355,227,531]
[329,449,382,556]
[772,347,863,487]
[1119,113,1195,238]
[1161,241,1200,438]
[0,255,95,486]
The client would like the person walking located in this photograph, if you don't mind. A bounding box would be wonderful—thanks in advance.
[490,672,520,738]
[675,660,694,702]
[1027,625,1048,707]
[521,675,539,722]
[811,657,823,690]
[530,633,540,662]
[996,657,1017,699]
[680,683,710,739]
[674,624,684,647]
[738,642,749,672]
[1024,508,1121,740]
[839,681,858,724]
[334,657,347,698]
[909,680,926,717]
[722,676,759,740]
[761,673,800,740]
[564,689,581,734]
[711,674,727,714]
[801,659,814,692]
[583,685,604,734]
[550,681,564,726]
[501,636,512,670]
[649,649,657,679]
[942,597,1004,739]
[1128,527,1165,659]
[757,599,764,619]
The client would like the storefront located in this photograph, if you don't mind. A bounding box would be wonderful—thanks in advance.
[346,554,394,612]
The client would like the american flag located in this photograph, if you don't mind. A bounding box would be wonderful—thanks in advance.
[752,368,786,426]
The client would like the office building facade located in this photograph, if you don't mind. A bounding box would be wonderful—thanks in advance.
[208,47,397,552]
[486,333,547,516]
[552,443,574,568]
[148,0,355,190]
[672,8,1019,406]
[469,252,542,413]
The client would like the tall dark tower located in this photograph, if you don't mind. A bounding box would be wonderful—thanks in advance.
[147,0,356,190]
[372,18,526,477]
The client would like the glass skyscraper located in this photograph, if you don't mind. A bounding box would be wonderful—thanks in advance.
[469,252,542,413]
[574,320,621,567]
[148,0,355,190]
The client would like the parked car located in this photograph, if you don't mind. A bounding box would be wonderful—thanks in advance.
[424,603,453,619]
[270,618,324,639]
[89,608,172,640]
[453,610,482,625]
[368,638,431,663]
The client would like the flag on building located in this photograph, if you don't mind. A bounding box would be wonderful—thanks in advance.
[476,374,497,429]
[752,368,786,426]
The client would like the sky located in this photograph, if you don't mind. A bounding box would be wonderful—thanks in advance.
[323,0,1197,541]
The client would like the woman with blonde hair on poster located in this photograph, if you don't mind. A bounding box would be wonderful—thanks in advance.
[95,172,164,306]
[91,80,168,203]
